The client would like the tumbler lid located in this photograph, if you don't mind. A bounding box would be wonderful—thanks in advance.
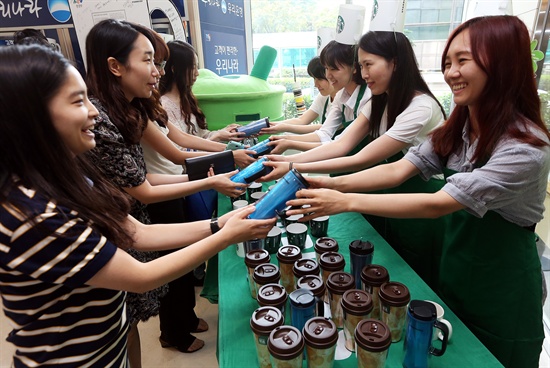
[378,281,410,306]
[268,326,305,360]
[253,263,281,284]
[326,271,355,294]
[288,288,316,308]
[296,275,326,297]
[277,245,302,263]
[319,251,345,271]
[303,317,338,349]
[257,283,288,308]
[355,319,391,352]
[289,168,310,189]
[341,289,373,315]
[250,306,284,335]
[292,258,320,278]
[244,249,270,268]
[360,264,389,286]
[349,239,374,255]
[408,300,437,321]
[314,237,339,254]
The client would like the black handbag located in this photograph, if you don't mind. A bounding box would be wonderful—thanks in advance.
[185,150,235,181]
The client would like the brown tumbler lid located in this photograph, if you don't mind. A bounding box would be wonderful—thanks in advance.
[341,289,373,315]
[378,281,410,307]
[257,283,288,308]
[296,274,326,297]
[268,325,305,360]
[250,306,284,335]
[314,237,339,254]
[292,258,320,278]
[326,271,355,294]
[276,245,302,264]
[360,264,389,286]
[245,249,270,268]
[354,319,391,352]
[319,251,345,271]
[303,317,338,349]
[253,263,281,284]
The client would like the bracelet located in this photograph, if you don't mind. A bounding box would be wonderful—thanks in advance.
[289,162,293,171]
[210,217,220,234]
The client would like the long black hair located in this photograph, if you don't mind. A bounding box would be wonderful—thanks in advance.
[320,40,364,86]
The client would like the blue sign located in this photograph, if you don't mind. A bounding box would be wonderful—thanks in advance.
[0,0,72,27]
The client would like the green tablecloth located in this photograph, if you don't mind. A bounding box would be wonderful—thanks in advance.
[212,192,503,368]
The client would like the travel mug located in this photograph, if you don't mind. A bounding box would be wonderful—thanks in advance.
[253,263,281,297]
[237,117,270,137]
[248,139,275,158]
[264,226,282,254]
[296,275,327,318]
[245,249,271,299]
[355,319,392,368]
[276,245,302,293]
[314,237,339,263]
[349,239,374,290]
[310,215,330,238]
[286,223,309,250]
[361,264,389,320]
[248,169,309,220]
[251,306,285,368]
[326,271,355,328]
[268,325,305,368]
[403,300,449,368]
[288,288,316,333]
[293,258,320,286]
[341,289,373,352]
[231,157,273,185]
[257,283,288,315]
[244,238,264,254]
[303,317,338,368]
[379,281,411,342]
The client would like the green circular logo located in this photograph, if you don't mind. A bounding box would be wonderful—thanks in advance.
[336,15,345,34]
[317,35,322,49]
[372,0,379,21]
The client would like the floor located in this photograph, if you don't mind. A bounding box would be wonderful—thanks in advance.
[3,197,550,367]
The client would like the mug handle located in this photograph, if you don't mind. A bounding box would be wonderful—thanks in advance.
[430,320,449,356]
[437,318,453,342]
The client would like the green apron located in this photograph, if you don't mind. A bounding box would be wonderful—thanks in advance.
[437,167,543,367]
[321,97,329,124]
[331,84,367,142]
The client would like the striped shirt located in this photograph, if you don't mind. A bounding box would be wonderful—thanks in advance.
[0,183,128,367]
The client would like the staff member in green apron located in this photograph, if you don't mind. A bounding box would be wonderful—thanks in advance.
[260,56,337,136]
[285,15,549,368]
[266,40,370,154]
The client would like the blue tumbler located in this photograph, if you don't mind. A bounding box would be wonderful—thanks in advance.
[349,240,374,289]
[247,139,274,158]
[236,117,270,137]
[288,288,316,333]
[403,300,449,368]
[230,157,273,184]
[248,169,309,220]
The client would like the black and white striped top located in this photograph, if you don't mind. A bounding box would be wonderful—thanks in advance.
[0,183,128,367]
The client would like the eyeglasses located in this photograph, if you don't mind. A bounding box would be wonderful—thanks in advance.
[154,61,167,70]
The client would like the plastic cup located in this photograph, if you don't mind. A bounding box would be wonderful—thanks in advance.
[251,306,284,368]
[245,249,270,299]
[303,317,338,368]
[379,282,411,342]
[355,319,392,368]
[326,271,355,328]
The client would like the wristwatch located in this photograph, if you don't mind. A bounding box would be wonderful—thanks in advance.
[210,217,220,234]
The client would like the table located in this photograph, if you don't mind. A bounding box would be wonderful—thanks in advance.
[214,192,503,368]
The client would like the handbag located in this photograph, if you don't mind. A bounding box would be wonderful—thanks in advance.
[185,150,235,181]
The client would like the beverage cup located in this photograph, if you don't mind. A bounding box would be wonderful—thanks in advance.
[248,169,309,220]
[349,240,374,290]
[251,306,285,368]
[314,237,339,263]
[296,275,327,318]
[230,191,247,204]
[231,157,273,185]
[341,289,373,352]
[258,283,288,314]
[233,199,250,256]
[253,263,281,296]
[424,300,453,342]
[244,238,264,254]
[293,258,320,286]
[264,226,282,254]
[237,117,270,137]
[232,199,249,210]
[403,300,449,368]
[276,245,302,293]
[379,281,411,342]
[247,182,263,199]
[361,264,389,320]
[248,139,275,158]
[355,319,392,368]
[310,216,330,238]
[268,325,305,368]
[326,271,355,328]
[288,288,316,333]
[251,191,267,202]
[286,223,308,250]
[245,249,271,299]
[303,317,338,368]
